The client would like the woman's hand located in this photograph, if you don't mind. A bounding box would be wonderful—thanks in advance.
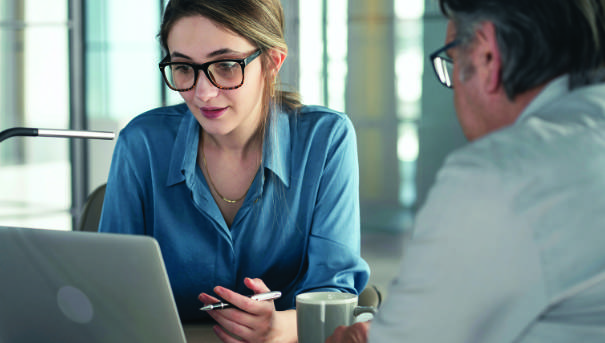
[198,277,297,343]
[325,322,371,343]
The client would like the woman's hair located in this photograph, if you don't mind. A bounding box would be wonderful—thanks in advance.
[439,0,605,99]
[159,0,302,121]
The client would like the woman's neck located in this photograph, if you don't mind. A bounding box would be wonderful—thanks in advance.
[201,126,263,159]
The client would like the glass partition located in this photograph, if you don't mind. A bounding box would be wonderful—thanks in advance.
[85,0,164,190]
[0,0,71,230]
[0,0,464,234]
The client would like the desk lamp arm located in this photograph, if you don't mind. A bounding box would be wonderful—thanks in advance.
[0,127,115,143]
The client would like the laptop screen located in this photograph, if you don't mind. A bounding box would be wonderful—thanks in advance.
[0,226,186,343]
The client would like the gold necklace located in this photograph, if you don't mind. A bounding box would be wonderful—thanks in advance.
[200,137,260,204]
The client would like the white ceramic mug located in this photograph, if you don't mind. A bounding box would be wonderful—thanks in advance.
[296,292,377,343]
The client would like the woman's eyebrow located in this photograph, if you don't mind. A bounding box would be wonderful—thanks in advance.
[207,48,242,58]
[170,48,243,61]
[170,51,193,60]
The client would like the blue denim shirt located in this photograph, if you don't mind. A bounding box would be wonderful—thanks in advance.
[99,103,369,321]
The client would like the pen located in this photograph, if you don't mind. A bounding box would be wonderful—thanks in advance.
[200,291,282,311]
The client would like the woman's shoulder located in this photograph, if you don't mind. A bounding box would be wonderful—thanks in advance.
[116,103,189,144]
[281,105,356,153]
[113,104,191,153]
[298,104,349,119]
[293,105,354,131]
[123,103,189,132]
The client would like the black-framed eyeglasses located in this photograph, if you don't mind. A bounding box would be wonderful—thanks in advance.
[159,49,262,91]
[429,40,459,88]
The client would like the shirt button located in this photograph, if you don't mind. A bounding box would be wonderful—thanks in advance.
[254,198,260,203]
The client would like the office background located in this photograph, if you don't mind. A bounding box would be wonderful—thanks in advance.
[0,0,465,252]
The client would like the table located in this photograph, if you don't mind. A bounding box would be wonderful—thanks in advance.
[183,323,221,342]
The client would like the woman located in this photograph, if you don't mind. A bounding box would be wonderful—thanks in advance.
[99,0,369,341]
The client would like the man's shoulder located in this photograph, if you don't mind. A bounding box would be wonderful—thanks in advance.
[446,96,605,177]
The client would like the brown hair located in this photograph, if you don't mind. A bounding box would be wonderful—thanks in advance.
[159,0,302,122]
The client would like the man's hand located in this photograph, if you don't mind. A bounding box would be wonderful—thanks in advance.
[325,321,371,343]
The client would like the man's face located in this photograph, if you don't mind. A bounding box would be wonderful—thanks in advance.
[446,21,491,141]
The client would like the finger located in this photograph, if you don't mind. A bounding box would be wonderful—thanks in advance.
[204,305,240,324]
[326,326,345,343]
[347,322,370,343]
[243,277,271,294]
[212,324,246,343]
[214,286,274,316]
[213,286,249,311]
[209,287,263,328]
[198,292,220,305]
[211,313,257,341]
[354,321,371,335]
[198,291,246,329]
[210,287,276,342]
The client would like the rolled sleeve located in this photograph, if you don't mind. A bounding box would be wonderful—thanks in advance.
[296,115,370,296]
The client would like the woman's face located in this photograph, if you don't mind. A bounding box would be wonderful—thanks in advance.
[166,15,266,138]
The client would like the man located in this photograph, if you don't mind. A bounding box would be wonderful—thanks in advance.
[327,0,605,342]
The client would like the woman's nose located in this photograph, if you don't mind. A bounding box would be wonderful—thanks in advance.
[194,72,219,102]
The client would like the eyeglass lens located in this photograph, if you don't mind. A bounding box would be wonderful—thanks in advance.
[164,61,243,90]
[432,56,453,88]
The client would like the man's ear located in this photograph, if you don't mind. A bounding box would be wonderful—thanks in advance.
[267,48,287,77]
[474,21,502,93]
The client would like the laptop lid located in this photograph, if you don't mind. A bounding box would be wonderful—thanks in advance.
[0,226,187,343]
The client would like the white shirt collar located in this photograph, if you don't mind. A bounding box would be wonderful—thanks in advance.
[516,74,570,123]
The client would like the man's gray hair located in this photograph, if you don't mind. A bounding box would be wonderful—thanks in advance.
[439,0,605,99]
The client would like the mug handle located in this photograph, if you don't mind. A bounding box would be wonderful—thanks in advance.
[353,306,378,323]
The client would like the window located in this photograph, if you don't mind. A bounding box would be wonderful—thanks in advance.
[1,0,463,234]
[85,0,165,190]
[298,0,428,231]
[0,0,71,230]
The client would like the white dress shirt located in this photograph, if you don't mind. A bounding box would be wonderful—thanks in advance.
[370,75,605,342]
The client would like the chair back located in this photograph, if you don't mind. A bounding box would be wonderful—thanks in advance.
[77,183,106,232]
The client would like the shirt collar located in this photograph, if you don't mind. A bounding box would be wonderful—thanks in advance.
[166,106,291,188]
[516,74,570,123]
[263,110,291,187]
[167,109,198,186]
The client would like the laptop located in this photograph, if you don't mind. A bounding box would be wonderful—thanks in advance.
[0,226,187,343]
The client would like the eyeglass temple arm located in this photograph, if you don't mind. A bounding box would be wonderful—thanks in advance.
[0,127,115,143]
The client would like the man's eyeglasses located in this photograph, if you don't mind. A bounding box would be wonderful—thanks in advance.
[159,49,262,91]
[429,40,459,88]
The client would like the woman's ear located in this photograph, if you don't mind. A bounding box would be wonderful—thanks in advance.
[267,48,287,77]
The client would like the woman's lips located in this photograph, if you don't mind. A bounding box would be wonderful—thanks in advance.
[200,107,227,119]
